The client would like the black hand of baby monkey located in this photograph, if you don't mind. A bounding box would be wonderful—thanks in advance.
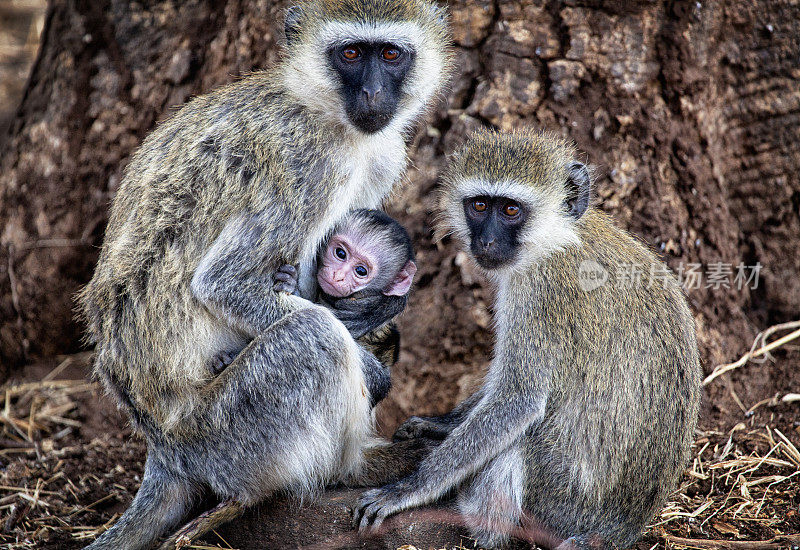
[325,293,407,339]
[273,264,300,295]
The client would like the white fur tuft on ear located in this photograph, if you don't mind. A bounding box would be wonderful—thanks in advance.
[383,260,417,296]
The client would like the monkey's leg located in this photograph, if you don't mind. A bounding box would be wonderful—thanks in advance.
[84,456,197,550]
[189,305,378,502]
[457,442,525,549]
[157,499,243,550]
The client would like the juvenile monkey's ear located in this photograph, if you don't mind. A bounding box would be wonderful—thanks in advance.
[565,161,591,219]
[285,6,303,45]
[383,260,417,296]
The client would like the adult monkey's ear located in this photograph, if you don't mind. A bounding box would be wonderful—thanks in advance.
[565,161,591,219]
[285,6,303,46]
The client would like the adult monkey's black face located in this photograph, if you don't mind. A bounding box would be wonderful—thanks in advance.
[463,196,530,269]
[329,42,415,134]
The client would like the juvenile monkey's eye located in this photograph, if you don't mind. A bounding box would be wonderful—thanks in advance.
[504,203,521,217]
[381,47,401,61]
[342,47,361,61]
[335,247,347,260]
[472,200,488,213]
[355,265,369,278]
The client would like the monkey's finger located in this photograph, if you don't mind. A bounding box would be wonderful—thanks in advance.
[357,499,383,532]
[369,508,388,532]
[359,506,377,532]
[352,495,375,528]
[274,272,295,282]
[277,264,298,276]
[273,282,295,293]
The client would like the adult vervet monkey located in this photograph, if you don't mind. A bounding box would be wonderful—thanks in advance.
[357,129,702,550]
[78,2,451,549]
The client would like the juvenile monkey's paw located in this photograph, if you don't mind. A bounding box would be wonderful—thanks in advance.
[273,264,299,295]
[353,484,412,533]
[392,416,448,442]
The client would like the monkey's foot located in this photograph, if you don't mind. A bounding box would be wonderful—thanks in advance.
[354,478,419,533]
[157,499,244,550]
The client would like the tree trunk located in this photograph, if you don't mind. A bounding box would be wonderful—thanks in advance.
[1,0,798,427]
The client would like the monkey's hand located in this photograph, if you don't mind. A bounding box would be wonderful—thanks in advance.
[392,416,453,442]
[353,474,421,533]
[273,264,300,295]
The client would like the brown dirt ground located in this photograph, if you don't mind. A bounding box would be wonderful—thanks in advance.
[1,338,798,549]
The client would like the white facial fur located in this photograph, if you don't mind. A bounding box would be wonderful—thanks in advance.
[283,19,448,137]
[441,177,581,274]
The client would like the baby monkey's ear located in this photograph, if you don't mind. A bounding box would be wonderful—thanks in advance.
[383,260,417,296]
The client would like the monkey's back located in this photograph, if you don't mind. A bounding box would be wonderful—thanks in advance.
[516,209,701,546]
[77,70,328,435]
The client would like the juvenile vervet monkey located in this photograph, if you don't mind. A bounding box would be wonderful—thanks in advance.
[356,129,702,550]
[213,208,418,400]
[77,1,451,549]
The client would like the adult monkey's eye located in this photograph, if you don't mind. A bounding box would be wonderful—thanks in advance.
[355,265,368,278]
[504,202,520,217]
[472,200,488,213]
[381,47,400,61]
[335,247,347,260]
[342,46,361,61]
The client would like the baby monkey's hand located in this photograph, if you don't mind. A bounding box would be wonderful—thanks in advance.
[273,264,300,295]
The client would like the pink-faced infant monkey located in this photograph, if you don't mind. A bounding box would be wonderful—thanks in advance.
[215,209,417,405]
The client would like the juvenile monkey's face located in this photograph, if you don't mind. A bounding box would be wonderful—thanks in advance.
[318,234,379,297]
[328,41,415,133]
[463,195,530,269]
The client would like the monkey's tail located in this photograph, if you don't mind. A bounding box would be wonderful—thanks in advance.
[84,456,197,550]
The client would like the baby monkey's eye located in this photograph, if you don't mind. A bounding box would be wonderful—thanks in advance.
[504,202,520,217]
[472,200,488,213]
[355,265,369,278]
[335,247,347,260]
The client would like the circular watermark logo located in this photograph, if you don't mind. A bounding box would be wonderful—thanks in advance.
[578,260,608,292]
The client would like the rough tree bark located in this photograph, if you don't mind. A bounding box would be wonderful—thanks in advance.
[1,0,798,423]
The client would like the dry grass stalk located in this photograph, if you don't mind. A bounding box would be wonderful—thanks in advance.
[703,320,800,385]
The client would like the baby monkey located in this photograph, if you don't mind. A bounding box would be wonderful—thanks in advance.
[213,209,417,401]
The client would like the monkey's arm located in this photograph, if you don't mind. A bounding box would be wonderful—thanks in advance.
[325,293,408,339]
[191,214,308,337]
[355,356,550,531]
